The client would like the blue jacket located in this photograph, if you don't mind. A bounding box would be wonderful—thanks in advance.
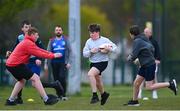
[45,35,72,64]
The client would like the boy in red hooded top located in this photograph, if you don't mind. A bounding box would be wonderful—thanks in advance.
[5,27,62,105]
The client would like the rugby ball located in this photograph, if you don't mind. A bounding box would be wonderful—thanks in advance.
[99,43,112,53]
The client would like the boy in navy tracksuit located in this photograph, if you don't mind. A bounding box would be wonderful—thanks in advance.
[124,25,178,106]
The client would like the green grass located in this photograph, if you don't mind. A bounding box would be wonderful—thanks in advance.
[0,84,180,110]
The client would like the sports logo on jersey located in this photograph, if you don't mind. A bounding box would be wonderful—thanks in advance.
[52,43,56,46]
[53,45,65,51]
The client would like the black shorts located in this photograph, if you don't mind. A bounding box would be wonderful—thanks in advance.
[90,61,108,75]
[138,64,156,81]
[6,64,34,81]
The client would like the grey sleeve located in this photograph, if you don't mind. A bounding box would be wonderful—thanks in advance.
[83,41,91,58]
[127,39,141,62]
[65,39,73,64]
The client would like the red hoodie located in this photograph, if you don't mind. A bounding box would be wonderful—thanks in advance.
[6,34,55,67]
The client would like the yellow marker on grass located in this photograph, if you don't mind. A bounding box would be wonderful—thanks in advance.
[27,98,34,102]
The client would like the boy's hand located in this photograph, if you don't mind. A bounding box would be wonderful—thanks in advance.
[155,60,160,64]
[90,48,99,54]
[35,59,42,66]
[104,44,112,51]
[54,53,62,58]
[134,58,140,67]
[6,51,12,58]
[66,63,71,69]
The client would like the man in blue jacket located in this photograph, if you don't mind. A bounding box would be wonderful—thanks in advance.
[44,25,72,100]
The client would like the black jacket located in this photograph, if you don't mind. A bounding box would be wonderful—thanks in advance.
[149,36,161,61]
[127,34,155,67]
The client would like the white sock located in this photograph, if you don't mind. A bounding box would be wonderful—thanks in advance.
[152,90,158,98]
[9,97,15,102]
[43,95,49,102]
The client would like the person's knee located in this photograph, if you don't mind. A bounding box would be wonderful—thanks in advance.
[88,72,95,77]
[145,85,153,90]
[31,74,40,80]
[18,79,26,86]
[146,87,153,90]
[30,74,40,86]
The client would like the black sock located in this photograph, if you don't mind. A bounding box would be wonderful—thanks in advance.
[18,89,23,99]
[93,92,97,97]
[101,91,106,96]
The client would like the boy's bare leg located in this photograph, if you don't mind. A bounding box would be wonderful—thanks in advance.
[138,80,144,99]
[9,79,25,101]
[88,67,99,93]
[133,75,144,100]
[88,67,100,104]
[30,74,48,101]
[145,81,169,90]
[95,75,104,94]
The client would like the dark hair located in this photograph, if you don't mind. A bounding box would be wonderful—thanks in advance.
[129,25,140,36]
[88,23,100,32]
[27,27,38,36]
[55,25,63,30]
[21,20,31,28]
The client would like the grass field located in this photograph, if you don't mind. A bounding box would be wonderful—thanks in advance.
[0,84,179,110]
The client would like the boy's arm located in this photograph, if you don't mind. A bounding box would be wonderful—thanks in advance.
[83,41,91,58]
[127,40,141,62]
[27,42,55,59]
[65,38,73,64]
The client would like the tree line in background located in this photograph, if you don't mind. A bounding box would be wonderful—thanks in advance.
[0,0,180,61]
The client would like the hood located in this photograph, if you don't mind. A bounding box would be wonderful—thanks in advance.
[24,34,36,42]
[134,33,149,42]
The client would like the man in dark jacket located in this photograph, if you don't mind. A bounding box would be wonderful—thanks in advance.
[138,27,161,99]
[124,25,177,106]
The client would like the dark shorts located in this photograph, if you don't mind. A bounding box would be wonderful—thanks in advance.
[138,64,156,81]
[90,61,108,75]
[6,64,34,81]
